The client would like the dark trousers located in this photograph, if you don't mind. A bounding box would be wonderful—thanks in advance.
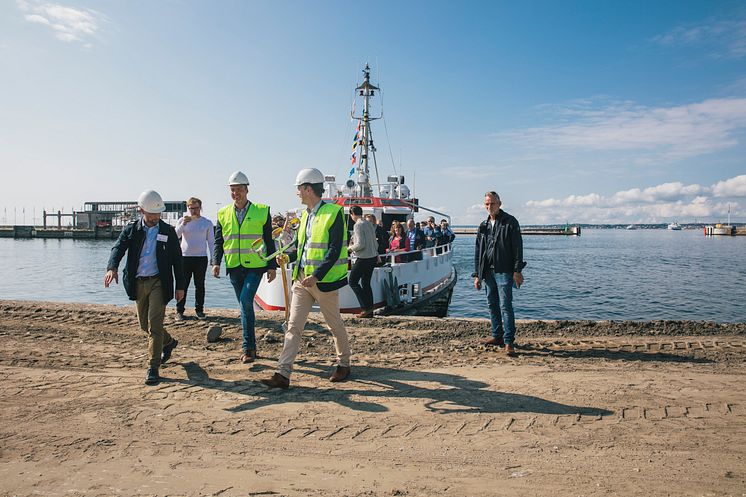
[176,256,208,314]
[349,256,377,311]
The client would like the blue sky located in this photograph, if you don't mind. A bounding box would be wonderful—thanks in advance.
[1,0,745,226]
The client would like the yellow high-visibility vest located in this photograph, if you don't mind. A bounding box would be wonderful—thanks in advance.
[293,203,348,282]
[218,202,269,269]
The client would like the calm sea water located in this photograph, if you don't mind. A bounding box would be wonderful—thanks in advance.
[1,230,743,322]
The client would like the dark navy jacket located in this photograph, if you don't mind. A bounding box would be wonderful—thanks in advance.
[107,219,185,304]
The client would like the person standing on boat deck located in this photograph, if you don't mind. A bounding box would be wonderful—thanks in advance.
[104,190,185,386]
[473,191,525,356]
[440,219,455,244]
[366,213,390,258]
[387,221,410,263]
[423,216,442,249]
[406,218,425,262]
[212,171,277,364]
[175,197,215,321]
[261,167,351,389]
[348,205,379,318]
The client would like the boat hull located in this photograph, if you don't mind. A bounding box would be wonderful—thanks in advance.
[254,245,458,317]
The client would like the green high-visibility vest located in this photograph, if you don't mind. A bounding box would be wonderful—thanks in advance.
[293,202,348,282]
[218,202,270,269]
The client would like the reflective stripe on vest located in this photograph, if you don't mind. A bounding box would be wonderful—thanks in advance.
[218,203,269,269]
[293,202,348,283]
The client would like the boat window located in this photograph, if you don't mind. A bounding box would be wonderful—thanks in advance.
[381,213,408,230]
[380,199,406,206]
[343,198,374,205]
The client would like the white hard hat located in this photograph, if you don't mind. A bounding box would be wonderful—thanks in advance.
[138,190,166,214]
[294,167,325,186]
[228,170,250,186]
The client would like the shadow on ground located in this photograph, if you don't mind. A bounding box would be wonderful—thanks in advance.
[174,361,612,417]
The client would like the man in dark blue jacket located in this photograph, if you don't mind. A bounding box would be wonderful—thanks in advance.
[105,190,185,385]
[473,191,525,356]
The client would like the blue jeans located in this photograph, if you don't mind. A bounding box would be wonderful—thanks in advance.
[483,270,516,344]
[229,268,263,352]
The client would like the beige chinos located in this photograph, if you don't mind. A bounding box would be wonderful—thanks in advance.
[135,278,174,370]
[277,279,351,379]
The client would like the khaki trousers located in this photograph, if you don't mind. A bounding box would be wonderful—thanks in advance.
[135,278,173,370]
[277,280,351,379]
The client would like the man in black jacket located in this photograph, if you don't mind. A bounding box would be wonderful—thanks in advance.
[105,190,185,385]
[473,191,525,356]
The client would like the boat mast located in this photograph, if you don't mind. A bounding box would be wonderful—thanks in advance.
[351,64,381,197]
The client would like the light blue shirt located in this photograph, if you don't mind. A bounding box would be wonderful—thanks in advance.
[299,200,323,272]
[136,222,160,277]
[235,201,249,226]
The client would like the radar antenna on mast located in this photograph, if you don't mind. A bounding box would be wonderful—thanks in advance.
[350,64,383,196]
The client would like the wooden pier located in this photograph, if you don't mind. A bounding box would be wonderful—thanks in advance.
[452,225,581,236]
[0,226,122,239]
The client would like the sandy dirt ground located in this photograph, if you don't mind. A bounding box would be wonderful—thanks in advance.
[0,300,745,497]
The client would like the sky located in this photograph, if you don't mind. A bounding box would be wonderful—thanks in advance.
[1,0,745,226]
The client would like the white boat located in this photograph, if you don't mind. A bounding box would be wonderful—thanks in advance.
[667,222,682,230]
[625,224,637,230]
[254,65,457,317]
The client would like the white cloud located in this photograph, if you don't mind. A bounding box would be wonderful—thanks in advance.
[608,182,709,205]
[499,98,746,164]
[652,18,746,58]
[712,174,746,197]
[24,14,50,25]
[17,0,107,45]
[520,175,745,224]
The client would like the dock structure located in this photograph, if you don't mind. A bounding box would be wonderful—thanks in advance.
[0,200,186,239]
[704,225,740,236]
[452,225,581,236]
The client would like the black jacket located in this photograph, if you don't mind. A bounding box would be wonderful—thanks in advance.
[107,219,185,304]
[374,224,389,255]
[473,210,526,280]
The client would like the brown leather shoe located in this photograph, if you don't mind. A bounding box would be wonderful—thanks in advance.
[505,344,517,356]
[356,309,373,318]
[260,373,289,389]
[329,366,351,382]
[241,349,256,364]
[481,337,505,347]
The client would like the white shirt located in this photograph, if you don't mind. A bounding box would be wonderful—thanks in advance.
[176,216,215,259]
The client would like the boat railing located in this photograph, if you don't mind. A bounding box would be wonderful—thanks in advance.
[376,242,453,265]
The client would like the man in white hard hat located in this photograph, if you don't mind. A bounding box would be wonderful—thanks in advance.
[105,190,185,385]
[261,168,351,389]
[213,171,277,364]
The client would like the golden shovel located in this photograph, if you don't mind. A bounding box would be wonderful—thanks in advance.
[251,226,297,332]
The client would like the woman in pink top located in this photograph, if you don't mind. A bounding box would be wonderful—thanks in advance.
[386,221,410,263]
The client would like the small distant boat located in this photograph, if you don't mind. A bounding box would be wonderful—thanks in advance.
[626,224,637,230]
[667,222,682,231]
